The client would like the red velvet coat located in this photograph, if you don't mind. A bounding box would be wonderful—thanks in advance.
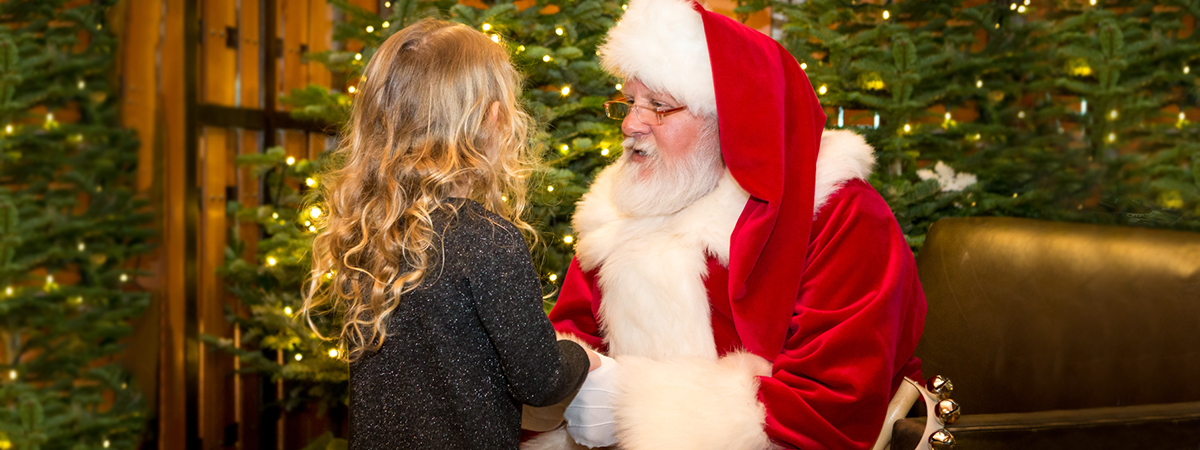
[543,146,925,449]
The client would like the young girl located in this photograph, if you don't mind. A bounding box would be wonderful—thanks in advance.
[301,18,598,450]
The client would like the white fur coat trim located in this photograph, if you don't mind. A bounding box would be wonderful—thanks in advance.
[521,352,778,450]
[573,169,747,361]
[598,0,717,117]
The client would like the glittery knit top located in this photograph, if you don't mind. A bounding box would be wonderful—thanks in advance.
[348,199,589,450]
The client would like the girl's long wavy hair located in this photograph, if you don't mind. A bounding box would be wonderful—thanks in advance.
[302,18,536,361]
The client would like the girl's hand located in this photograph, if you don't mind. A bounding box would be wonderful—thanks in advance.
[586,349,602,372]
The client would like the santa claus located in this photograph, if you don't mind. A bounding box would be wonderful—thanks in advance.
[521,0,927,448]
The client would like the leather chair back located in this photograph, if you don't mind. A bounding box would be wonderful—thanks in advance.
[914,217,1200,414]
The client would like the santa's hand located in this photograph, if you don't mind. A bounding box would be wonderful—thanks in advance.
[564,353,619,448]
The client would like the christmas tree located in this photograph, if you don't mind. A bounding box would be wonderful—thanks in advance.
[0,1,153,449]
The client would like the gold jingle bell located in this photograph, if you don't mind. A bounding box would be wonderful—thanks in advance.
[937,399,961,424]
[926,375,953,400]
[929,429,956,449]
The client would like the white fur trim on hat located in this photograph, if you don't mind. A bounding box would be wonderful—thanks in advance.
[599,0,717,117]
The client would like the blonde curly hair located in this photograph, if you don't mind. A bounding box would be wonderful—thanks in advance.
[302,18,536,361]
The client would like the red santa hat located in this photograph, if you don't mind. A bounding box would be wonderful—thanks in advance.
[599,0,828,360]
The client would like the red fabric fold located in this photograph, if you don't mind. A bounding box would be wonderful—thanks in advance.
[695,3,825,360]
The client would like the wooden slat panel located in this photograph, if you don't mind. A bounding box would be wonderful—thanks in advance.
[239,0,262,109]
[123,0,161,192]
[159,0,188,448]
[307,0,331,89]
[203,0,238,105]
[200,2,239,449]
[235,4,264,447]
[198,125,235,450]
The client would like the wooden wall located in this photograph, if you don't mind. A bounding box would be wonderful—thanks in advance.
[117,1,374,449]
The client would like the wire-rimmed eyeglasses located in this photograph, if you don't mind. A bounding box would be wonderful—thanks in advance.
[603,99,687,125]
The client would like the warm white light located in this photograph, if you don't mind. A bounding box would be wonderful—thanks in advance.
[295,353,303,361]
[1010,3,1016,10]
[103,440,110,448]
[491,34,500,43]
[547,186,555,192]
[1018,111,1026,119]
[383,21,390,28]
[78,80,86,89]
[555,27,564,36]
[384,1,391,6]
[47,275,54,284]
[366,25,375,33]
[976,80,983,88]
[309,226,317,233]
[882,10,890,19]
[1024,0,1030,4]
[622,4,627,10]
[4,286,11,296]
[267,256,278,266]
[800,62,807,70]
[1018,5,1026,12]
[47,112,54,122]
[1180,112,1187,121]
[482,23,492,31]
[543,55,552,62]
[305,178,316,187]
[561,144,569,153]
[310,206,322,218]
[347,86,356,94]
[549,274,558,282]
[563,235,574,244]
[615,83,623,90]
[354,53,362,61]
[903,123,911,133]
[944,112,952,120]
[1107,132,1116,142]
[272,212,279,219]
[284,306,293,315]
[304,220,311,227]
[561,86,571,96]
[1185,66,1191,74]
[601,148,610,156]
[973,133,981,140]
[286,156,295,165]
[1089,0,1096,5]
[501,196,508,202]
[818,85,827,95]
[518,45,525,52]
[329,348,340,358]
[1013,193,1019,198]
[1110,110,1118,119]
[8,369,16,380]
[5,125,11,134]
[325,271,334,280]
[119,273,129,283]
[78,242,86,251]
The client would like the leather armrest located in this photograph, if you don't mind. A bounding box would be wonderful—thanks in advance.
[893,401,1200,450]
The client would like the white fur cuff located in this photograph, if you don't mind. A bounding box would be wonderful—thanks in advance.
[612,352,775,450]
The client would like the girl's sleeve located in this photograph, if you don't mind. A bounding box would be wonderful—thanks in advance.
[469,224,590,407]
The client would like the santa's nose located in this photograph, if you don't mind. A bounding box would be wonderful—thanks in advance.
[621,111,651,137]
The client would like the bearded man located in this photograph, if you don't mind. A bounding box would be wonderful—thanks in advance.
[521,0,926,448]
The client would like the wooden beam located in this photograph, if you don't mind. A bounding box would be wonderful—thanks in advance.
[159,0,188,448]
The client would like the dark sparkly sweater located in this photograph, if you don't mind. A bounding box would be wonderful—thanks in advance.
[348,200,589,450]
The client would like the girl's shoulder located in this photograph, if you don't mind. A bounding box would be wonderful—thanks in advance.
[440,199,523,247]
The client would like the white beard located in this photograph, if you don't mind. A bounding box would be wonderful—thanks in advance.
[610,126,724,218]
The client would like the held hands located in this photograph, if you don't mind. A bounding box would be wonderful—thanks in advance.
[565,352,619,448]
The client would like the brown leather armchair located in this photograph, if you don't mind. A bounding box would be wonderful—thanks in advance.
[893,217,1200,449]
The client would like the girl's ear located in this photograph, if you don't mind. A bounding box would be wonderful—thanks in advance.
[487,101,501,126]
